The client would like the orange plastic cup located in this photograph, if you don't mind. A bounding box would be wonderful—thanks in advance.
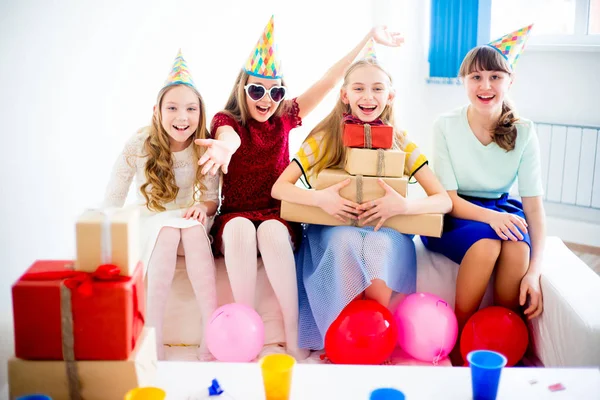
[259,354,296,400]
[124,387,166,400]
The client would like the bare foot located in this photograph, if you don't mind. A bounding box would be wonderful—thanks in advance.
[287,347,310,361]
[256,343,287,361]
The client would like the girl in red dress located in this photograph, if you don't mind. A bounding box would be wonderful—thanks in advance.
[196,17,403,360]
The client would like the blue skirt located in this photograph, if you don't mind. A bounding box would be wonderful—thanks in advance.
[421,193,531,264]
[296,224,417,350]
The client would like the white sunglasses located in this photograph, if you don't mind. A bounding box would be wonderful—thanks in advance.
[244,83,287,103]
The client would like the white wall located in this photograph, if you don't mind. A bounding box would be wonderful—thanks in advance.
[0,0,372,387]
[373,0,600,246]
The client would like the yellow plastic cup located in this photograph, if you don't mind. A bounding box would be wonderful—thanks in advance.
[259,353,296,400]
[124,387,166,400]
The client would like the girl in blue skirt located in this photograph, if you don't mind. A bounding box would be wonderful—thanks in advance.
[271,56,451,351]
[421,27,546,365]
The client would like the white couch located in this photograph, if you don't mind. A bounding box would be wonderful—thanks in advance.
[163,236,600,367]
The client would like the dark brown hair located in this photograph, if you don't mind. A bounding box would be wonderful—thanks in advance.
[459,46,518,151]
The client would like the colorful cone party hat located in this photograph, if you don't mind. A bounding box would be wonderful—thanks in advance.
[487,24,533,71]
[244,15,282,79]
[361,38,377,61]
[163,49,196,88]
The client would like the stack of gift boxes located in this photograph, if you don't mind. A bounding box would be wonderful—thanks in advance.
[281,122,444,236]
[9,209,157,400]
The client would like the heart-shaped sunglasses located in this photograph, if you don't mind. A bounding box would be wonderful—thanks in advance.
[244,84,287,103]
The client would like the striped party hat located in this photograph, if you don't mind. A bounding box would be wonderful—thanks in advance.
[361,38,377,61]
[163,49,196,89]
[487,24,533,71]
[244,15,282,79]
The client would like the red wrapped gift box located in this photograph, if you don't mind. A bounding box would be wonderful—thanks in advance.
[342,123,394,149]
[12,260,145,360]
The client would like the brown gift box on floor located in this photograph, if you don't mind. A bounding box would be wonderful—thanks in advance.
[75,207,140,276]
[314,168,408,202]
[8,328,157,400]
[344,148,406,178]
[281,201,443,237]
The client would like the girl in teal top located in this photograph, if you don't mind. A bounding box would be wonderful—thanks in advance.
[421,44,546,365]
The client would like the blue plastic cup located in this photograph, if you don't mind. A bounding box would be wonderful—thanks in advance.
[370,388,405,400]
[16,395,53,400]
[468,350,508,400]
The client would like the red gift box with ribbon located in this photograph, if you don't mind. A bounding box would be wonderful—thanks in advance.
[342,123,394,149]
[12,260,145,360]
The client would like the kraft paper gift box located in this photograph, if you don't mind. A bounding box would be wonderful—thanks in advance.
[342,123,394,149]
[280,201,444,237]
[12,260,145,361]
[314,168,408,202]
[344,148,406,178]
[8,327,157,400]
[76,208,140,276]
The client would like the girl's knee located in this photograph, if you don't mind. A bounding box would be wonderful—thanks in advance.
[468,239,502,262]
[157,226,181,247]
[224,217,256,233]
[500,240,530,260]
[257,219,291,243]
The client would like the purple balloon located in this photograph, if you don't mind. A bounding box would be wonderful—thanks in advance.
[205,303,265,362]
[393,292,458,363]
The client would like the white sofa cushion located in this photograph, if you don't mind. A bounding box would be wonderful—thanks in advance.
[162,236,600,367]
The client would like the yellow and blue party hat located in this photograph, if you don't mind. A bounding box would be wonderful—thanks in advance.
[163,49,196,88]
[361,38,377,61]
[487,24,533,71]
[244,15,282,79]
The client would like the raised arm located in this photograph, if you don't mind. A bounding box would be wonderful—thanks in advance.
[295,26,404,119]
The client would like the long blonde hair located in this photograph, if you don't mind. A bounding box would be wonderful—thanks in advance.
[307,59,403,176]
[458,46,519,151]
[141,84,209,212]
[219,69,289,127]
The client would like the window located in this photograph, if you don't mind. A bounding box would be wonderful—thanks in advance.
[590,0,600,34]
[490,0,600,46]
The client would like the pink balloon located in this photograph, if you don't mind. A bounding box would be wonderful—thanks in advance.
[205,303,265,362]
[393,292,458,363]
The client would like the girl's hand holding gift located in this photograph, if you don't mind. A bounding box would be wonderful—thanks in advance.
[184,203,208,224]
[357,179,409,231]
[196,138,236,175]
[314,179,362,223]
[487,211,528,241]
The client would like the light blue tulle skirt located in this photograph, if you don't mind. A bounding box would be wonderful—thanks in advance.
[296,224,417,350]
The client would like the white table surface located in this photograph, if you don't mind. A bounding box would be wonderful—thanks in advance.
[156,362,600,400]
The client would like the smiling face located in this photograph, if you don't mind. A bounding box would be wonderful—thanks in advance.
[341,64,394,123]
[158,84,201,150]
[244,75,285,123]
[464,70,512,113]
[459,46,513,116]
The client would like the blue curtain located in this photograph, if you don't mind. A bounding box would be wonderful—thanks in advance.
[428,0,485,84]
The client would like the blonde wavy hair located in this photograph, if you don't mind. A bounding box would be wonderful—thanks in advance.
[140,83,209,212]
[219,69,290,127]
[459,45,519,152]
[306,59,404,177]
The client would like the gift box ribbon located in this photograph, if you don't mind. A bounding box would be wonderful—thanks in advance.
[21,264,144,399]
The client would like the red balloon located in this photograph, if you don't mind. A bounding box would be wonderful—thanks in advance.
[460,306,529,366]
[325,300,397,365]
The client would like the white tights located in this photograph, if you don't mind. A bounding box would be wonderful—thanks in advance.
[221,218,309,360]
[146,225,217,360]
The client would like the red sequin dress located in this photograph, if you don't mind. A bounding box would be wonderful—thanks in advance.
[210,99,303,254]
